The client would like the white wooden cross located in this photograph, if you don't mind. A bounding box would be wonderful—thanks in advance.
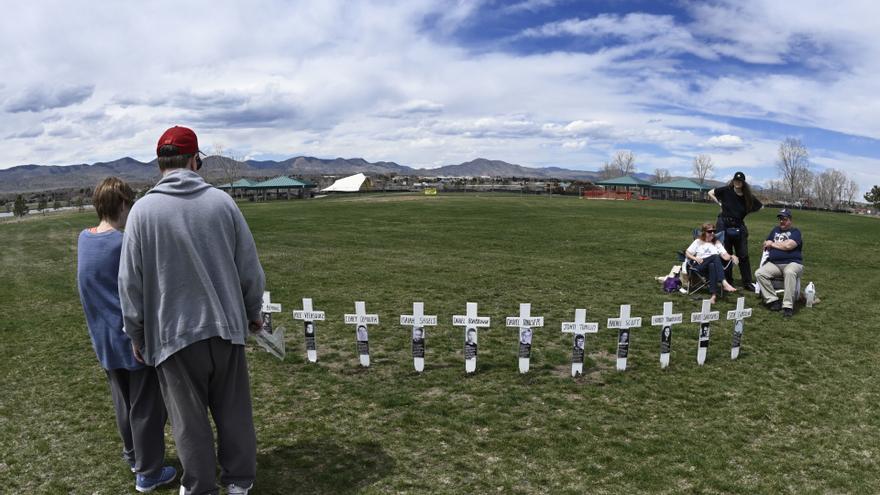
[726,296,753,360]
[452,302,491,374]
[561,308,599,377]
[400,302,437,373]
[505,303,545,374]
[607,304,642,371]
[691,299,720,366]
[292,298,325,363]
[344,301,379,367]
[255,291,285,359]
[651,302,683,369]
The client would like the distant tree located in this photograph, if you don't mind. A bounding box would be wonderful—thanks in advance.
[813,168,849,209]
[4,203,10,214]
[865,185,880,209]
[652,168,671,183]
[75,197,84,212]
[13,195,29,217]
[692,154,714,185]
[213,144,244,194]
[611,150,636,175]
[53,200,62,210]
[600,161,622,180]
[777,138,812,201]
[844,179,859,206]
[37,197,48,214]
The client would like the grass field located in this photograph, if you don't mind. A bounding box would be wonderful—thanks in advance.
[1,193,879,494]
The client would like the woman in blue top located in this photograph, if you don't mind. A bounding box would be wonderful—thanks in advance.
[77,177,175,492]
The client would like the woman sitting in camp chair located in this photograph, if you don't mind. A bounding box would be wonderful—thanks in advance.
[685,223,739,304]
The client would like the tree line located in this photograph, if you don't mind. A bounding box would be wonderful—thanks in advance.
[598,138,871,210]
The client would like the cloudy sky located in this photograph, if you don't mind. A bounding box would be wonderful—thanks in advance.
[2,0,878,194]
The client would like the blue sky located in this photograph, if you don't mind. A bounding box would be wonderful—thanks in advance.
[1,0,878,195]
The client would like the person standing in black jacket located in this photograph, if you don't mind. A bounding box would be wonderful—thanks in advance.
[707,171,763,291]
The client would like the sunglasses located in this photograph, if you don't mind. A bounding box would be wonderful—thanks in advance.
[706,230,716,233]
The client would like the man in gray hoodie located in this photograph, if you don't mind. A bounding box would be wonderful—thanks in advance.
[119,125,265,495]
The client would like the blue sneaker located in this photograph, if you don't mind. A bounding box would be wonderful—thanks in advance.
[136,466,177,493]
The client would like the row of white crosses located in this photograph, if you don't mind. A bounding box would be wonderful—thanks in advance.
[265,293,754,374]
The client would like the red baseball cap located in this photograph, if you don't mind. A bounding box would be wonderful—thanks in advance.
[156,126,201,156]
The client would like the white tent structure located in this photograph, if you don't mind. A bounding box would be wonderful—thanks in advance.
[321,173,368,192]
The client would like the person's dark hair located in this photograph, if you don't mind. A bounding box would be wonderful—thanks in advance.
[728,178,756,211]
[93,177,134,222]
[157,144,194,171]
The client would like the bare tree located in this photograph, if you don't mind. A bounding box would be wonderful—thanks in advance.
[813,168,849,209]
[813,170,832,208]
[611,150,636,175]
[845,179,859,206]
[653,168,671,183]
[600,161,622,180]
[213,144,245,196]
[692,154,714,185]
[764,179,786,202]
[777,138,812,201]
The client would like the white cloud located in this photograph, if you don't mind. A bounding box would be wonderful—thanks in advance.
[503,0,560,14]
[0,0,877,193]
[705,134,746,150]
[561,140,586,150]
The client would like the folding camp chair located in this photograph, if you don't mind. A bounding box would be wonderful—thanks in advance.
[677,228,733,297]
[754,250,802,299]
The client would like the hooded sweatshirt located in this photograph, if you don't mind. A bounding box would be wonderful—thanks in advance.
[118,169,265,366]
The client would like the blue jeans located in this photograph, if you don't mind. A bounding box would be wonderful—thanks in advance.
[694,254,726,295]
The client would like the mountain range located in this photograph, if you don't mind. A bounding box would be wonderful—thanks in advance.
[0,156,614,194]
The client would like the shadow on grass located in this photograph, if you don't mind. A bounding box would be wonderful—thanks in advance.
[256,439,395,494]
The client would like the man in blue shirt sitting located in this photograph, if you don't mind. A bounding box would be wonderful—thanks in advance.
[756,208,804,318]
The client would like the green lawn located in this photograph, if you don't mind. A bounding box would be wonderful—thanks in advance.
[1,193,879,494]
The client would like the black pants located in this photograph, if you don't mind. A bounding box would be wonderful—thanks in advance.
[716,216,753,285]
[157,337,256,495]
[105,366,167,477]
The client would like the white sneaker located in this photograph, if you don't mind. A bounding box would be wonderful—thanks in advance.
[228,483,252,495]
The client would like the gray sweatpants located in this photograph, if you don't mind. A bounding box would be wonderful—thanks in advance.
[105,366,167,478]
[156,337,256,495]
